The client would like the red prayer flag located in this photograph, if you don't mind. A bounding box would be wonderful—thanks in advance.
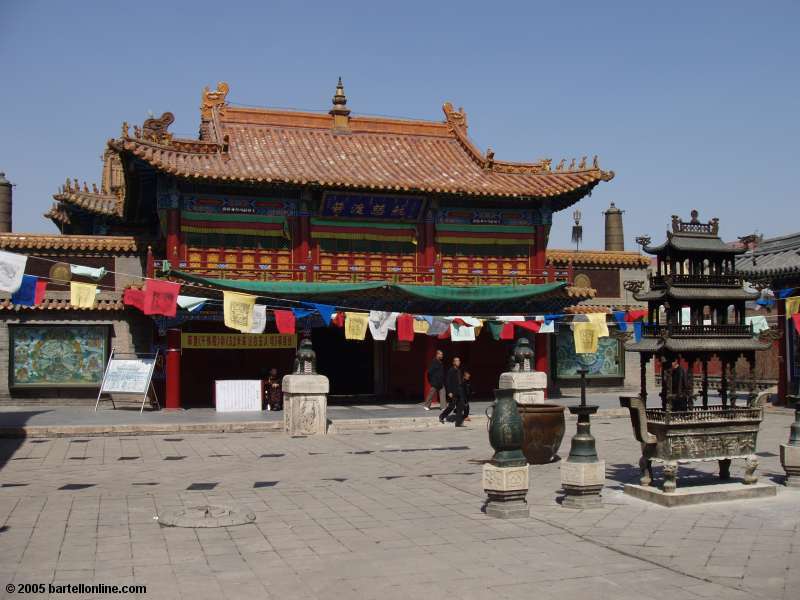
[500,322,515,340]
[438,327,451,340]
[143,280,180,317]
[793,313,800,335]
[332,312,345,327]
[514,320,542,333]
[274,309,296,334]
[625,310,648,322]
[34,279,47,305]
[396,314,414,342]
[123,288,146,311]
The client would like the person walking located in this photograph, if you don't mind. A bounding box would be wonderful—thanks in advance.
[461,370,472,422]
[440,356,466,426]
[423,349,445,410]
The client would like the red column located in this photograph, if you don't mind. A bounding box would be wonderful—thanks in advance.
[166,209,180,264]
[777,297,787,403]
[423,335,436,401]
[535,333,548,398]
[165,328,181,409]
[533,224,547,282]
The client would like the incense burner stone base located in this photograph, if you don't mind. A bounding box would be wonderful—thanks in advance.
[282,375,329,436]
[499,371,547,405]
[624,481,776,507]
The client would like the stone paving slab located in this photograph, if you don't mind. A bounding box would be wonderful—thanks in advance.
[0,411,796,599]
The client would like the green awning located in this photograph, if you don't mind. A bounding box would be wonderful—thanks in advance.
[170,270,573,314]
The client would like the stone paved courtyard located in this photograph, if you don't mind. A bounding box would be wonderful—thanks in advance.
[0,410,797,599]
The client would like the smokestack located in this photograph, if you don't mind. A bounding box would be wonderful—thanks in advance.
[603,201,624,251]
[0,172,11,233]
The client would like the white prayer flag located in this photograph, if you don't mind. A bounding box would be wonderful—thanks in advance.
[249,304,267,333]
[70,264,107,280]
[0,250,27,293]
[177,295,207,312]
[368,311,399,340]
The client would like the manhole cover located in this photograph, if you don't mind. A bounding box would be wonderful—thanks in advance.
[156,505,256,528]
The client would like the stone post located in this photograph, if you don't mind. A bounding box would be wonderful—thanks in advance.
[780,405,800,487]
[282,374,329,436]
[282,337,329,436]
[560,369,605,508]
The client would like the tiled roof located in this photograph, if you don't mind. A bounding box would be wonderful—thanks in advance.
[737,232,800,280]
[43,203,71,225]
[0,233,139,253]
[0,297,125,311]
[52,187,122,217]
[108,82,614,206]
[645,232,744,255]
[547,249,650,268]
[635,287,757,302]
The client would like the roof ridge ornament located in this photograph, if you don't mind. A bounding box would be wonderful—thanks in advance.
[330,77,351,131]
[201,82,230,120]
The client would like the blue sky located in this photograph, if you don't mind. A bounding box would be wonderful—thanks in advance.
[1,0,798,249]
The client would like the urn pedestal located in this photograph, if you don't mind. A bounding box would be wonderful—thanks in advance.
[484,387,529,519]
[781,407,800,487]
[282,374,329,436]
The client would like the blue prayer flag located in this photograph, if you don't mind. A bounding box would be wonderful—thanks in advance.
[777,288,796,299]
[633,321,643,342]
[291,308,314,319]
[307,303,335,325]
[612,310,628,331]
[11,274,37,306]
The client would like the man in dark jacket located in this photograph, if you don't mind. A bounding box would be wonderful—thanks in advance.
[423,349,445,410]
[440,356,466,426]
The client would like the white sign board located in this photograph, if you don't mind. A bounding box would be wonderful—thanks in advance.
[101,358,155,394]
[215,380,262,412]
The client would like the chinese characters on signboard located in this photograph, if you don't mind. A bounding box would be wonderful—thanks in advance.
[321,193,424,221]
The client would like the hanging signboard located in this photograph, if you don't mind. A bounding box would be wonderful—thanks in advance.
[181,333,297,350]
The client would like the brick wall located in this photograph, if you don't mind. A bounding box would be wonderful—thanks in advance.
[0,311,153,406]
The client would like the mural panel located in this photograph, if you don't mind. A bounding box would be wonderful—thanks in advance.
[9,325,109,388]
[554,328,623,379]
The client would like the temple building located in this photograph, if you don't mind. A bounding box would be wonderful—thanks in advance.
[3,80,626,407]
[737,232,800,402]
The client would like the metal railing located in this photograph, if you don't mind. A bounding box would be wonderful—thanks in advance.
[649,273,741,289]
[641,323,753,338]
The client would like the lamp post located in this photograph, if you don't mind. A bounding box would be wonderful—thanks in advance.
[561,368,605,508]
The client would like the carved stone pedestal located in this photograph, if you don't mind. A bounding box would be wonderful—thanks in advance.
[560,460,605,509]
[499,371,547,405]
[282,374,329,436]
[483,464,529,519]
[780,444,800,487]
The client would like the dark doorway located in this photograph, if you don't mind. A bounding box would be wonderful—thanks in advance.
[312,327,374,395]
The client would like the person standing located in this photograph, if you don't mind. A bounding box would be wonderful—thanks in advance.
[461,370,472,422]
[440,356,465,426]
[423,349,445,410]
[266,367,283,411]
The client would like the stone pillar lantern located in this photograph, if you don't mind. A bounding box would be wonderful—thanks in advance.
[780,405,800,487]
[560,368,605,508]
[283,338,329,436]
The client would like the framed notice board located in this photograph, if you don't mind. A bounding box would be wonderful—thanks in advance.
[8,324,110,389]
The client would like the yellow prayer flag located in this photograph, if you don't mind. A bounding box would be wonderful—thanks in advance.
[586,313,609,337]
[573,322,599,354]
[70,281,97,308]
[223,291,256,333]
[344,312,369,340]
[786,297,800,316]
[412,319,430,334]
